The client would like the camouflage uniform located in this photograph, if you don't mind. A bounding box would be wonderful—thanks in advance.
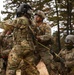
[6,16,39,75]
[0,20,13,75]
[0,34,13,75]
[58,48,74,75]
[1,32,13,56]
[34,22,53,74]
[53,35,74,75]
[0,20,13,59]
[33,10,53,74]
[0,20,13,32]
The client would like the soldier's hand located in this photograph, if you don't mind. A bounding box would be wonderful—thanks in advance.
[36,36,40,39]
[36,36,42,41]
[65,61,72,68]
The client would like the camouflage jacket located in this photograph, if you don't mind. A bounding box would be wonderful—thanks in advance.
[0,32,13,58]
[7,16,34,50]
[33,22,52,46]
[0,19,13,31]
[0,20,13,48]
[34,23,51,41]
[58,48,74,68]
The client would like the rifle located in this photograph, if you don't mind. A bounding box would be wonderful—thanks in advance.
[50,49,65,65]
[28,25,69,75]
[50,49,69,75]
[28,25,53,46]
[28,25,66,64]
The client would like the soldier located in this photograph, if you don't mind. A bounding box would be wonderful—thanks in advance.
[33,10,53,75]
[52,35,74,75]
[6,3,39,75]
[57,34,74,75]
[0,20,14,58]
[0,20,13,75]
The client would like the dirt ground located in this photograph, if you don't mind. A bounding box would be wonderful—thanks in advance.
[37,61,49,75]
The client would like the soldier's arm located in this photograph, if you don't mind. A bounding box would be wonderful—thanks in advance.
[52,49,65,62]
[37,24,51,41]
[0,21,14,32]
[65,61,74,68]
[0,22,5,29]
[65,49,74,67]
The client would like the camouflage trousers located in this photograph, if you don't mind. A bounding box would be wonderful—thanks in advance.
[36,46,53,75]
[49,62,63,75]
[49,62,74,75]
[6,45,39,75]
[65,67,74,75]
[0,58,6,75]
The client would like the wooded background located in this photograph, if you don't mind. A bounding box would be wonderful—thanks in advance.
[1,0,74,52]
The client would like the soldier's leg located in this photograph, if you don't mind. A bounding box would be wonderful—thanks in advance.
[39,50,53,75]
[50,62,65,75]
[23,52,40,75]
[0,58,6,75]
[6,45,22,75]
[18,59,40,75]
[24,60,40,75]
[11,45,40,75]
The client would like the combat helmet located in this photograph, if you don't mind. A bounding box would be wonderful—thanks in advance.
[65,35,74,44]
[16,3,32,17]
[35,10,46,19]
